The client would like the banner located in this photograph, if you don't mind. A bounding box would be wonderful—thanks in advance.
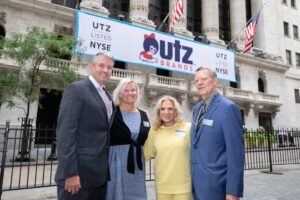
[75,10,236,82]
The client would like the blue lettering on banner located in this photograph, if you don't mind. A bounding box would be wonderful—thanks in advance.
[159,39,193,65]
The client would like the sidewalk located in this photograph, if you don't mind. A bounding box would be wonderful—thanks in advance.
[2,164,300,200]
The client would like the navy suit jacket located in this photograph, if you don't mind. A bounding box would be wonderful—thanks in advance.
[55,78,114,188]
[190,92,244,200]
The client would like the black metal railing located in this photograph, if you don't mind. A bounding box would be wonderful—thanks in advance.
[0,122,155,199]
[0,123,300,197]
[244,128,300,171]
[0,122,58,199]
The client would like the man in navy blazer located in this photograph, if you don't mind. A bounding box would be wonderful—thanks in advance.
[190,67,244,200]
[55,52,115,200]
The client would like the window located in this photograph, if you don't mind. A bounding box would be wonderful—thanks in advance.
[291,0,296,8]
[295,89,300,103]
[103,0,129,20]
[149,0,169,31]
[246,0,252,22]
[282,0,287,4]
[114,61,126,69]
[293,25,299,39]
[103,1,110,8]
[240,110,245,125]
[0,24,4,38]
[156,68,170,77]
[258,78,265,93]
[296,52,300,68]
[187,0,202,35]
[283,22,289,36]
[286,50,292,65]
[230,81,238,88]
[219,0,231,42]
[0,24,5,50]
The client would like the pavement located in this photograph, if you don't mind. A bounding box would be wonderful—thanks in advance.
[1,164,300,200]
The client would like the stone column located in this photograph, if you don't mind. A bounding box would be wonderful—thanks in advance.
[169,0,193,39]
[80,0,109,17]
[230,0,247,48]
[201,0,223,44]
[129,0,155,29]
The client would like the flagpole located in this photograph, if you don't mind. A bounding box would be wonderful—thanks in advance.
[229,2,265,44]
[158,0,177,31]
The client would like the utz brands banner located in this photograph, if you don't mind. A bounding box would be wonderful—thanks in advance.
[75,10,236,82]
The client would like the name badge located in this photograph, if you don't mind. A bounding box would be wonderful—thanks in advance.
[202,119,214,126]
[175,130,186,137]
[143,121,150,127]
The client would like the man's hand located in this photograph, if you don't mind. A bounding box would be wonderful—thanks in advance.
[226,194,239,200]
[65,175,81,195]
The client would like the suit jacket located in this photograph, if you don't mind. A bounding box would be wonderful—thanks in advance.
[55,78,115,189]
[190,92,244,200]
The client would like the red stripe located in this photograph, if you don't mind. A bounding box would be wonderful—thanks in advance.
[169,0,184,32]
[243,11,260,53]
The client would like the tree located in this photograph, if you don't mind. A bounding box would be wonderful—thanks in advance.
[0,70,20,110]
[0,26,79,160]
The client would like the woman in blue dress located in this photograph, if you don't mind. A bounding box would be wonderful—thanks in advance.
[106,78,150,200]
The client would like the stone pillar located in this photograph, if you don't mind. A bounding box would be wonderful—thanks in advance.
[80,0,109,17]
[230,0,247,48]
[129,0,155,29]
[169,0,193,39]
[201,0,223,44]
[251,0,280,56]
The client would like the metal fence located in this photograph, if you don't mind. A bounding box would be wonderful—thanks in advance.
[244,127,300,170]
[0,122,300,198]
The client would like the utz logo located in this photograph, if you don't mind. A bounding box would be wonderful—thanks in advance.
[139,32,194,72]
[139,33,159,63]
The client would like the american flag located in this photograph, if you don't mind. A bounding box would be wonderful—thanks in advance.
[168,0,184,32]
[243,11,261,54]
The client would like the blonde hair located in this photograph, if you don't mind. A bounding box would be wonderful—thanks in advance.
[152,96,184,130]
[112,78,140,106]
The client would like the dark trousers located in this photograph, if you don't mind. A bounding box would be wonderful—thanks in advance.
[57,184,107,200]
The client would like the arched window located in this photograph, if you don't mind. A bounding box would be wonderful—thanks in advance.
[258,77,265,92]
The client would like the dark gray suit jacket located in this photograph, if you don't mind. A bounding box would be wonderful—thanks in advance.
[55,78,114,189]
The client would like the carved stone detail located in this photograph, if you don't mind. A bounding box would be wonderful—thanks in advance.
[54,24,73,36]
[80,0,109,16]
[258,70,267,79]
[0,12,6,24]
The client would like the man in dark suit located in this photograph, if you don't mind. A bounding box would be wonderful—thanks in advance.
[190,67,244,200]
[55,52,115,200]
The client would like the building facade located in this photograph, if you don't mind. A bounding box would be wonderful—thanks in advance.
[0,0,300,133]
